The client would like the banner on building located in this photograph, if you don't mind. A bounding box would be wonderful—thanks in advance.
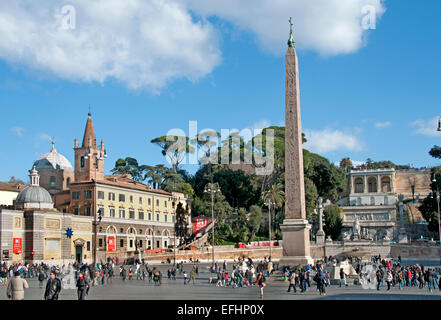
[108,237,115,252]
[13,238,22,254]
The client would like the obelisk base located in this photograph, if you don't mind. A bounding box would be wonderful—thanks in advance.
[279,219,314,266]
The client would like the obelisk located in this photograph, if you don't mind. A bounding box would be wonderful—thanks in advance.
[279,18,314,266]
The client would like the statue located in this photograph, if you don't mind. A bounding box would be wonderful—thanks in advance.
[343,231,351,241]
[352,217,361,239]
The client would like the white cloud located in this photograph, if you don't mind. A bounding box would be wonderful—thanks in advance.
[252,119,272,135]
[11,127,24,137]
[183,0,386,55]
[334,159,365,167]
[304,129,362,153]
[374,121,391,128]
[0,0,221,93]
[411,117,441,137]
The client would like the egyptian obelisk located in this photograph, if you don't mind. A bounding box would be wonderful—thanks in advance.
[279,18,314,266]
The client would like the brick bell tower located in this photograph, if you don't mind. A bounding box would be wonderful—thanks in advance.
[74,113,106,182]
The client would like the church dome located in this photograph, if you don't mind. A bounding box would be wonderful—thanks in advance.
[16,186,53,204]
[15,166,54,210]
[34,141,73,172]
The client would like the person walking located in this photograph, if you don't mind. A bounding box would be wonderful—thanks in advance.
[318,271,326,296]
[376,269,382,291]
[76,273,89,300]
[339,268,348,287]
[6,271,29,300]
[183,271,188,285]
[44,271,62,300]
[190,268,196,285]
[427,268,434,292]
[386,270,393,291]
[254,271,266,299]
[38,270,46,289]
[287,271,297,293]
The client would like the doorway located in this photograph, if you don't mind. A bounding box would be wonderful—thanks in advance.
[75,246,83,263]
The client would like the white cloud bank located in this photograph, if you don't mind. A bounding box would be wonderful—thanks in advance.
[0,0,221,93]
[304,128,362,153]
[411,117,441,137]
[11,127,25,137]
[0,0,386,92]
[184,0,386,55]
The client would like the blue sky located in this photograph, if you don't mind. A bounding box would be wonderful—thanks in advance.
[0,0,440,182]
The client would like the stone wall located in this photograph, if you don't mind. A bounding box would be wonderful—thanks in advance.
[390,243,441,259]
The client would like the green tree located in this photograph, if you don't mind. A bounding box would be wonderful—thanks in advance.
[150,135,195,173]
[231,208,250,243]
[418,167,441,234]
[247,205,263,240]
[429,146,441,160]
[305,177,318,218]
[339,158,352,173]
[323,205,343,240]
[111,157,143,181]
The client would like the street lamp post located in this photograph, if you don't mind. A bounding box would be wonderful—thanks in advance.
[432,178,441,266]
[204,183,219,268]
[264,198,275,259]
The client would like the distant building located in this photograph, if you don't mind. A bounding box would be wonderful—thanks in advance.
[338,167,433,240]
[338,168,396,241]
[52,113,192,261]
[0,181,26,206]
[33,141,74,195]
[0,167,93,265]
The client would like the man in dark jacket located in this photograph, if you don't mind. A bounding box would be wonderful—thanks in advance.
[44,271,62,300]
[38,271,46,288]
[76,273,89,300]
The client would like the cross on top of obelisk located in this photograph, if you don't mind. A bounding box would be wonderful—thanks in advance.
[288,17,295,47]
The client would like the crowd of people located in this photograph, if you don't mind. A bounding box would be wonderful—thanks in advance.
[2,254,441,300]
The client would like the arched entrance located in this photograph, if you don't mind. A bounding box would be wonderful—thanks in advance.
[73,238,86,263]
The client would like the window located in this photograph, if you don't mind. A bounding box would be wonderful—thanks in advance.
[80,156,85,168]
[139,197,142,204]
[119,194,125,202]
[148,198,151,206]
[381,177,391,193]
[72,191,80,200]
[156,213,160,222]
[109,207,115,218]
[120,239,124,247]
[368,177,377,193]
[99,227,103,232]
[119,209,125,219]
[164,214,168,222]
[156,240,160,248]
[139,240,143,248]
[139,229,143,234]
[164,200,167,207]
[129,240,133,248]
[50,176,56,187]
[156,199,159,206]
[172,215,175,223]
[85,206,91,216]
[147,240,152,249]
[109,192,116,201]
[98,191,105,200]
[139,211,144,220]
[86,241,91,251]
[130,195,133,203]
[120,228,123,233]
[84,190,92,200]
[164,241,168,248]
[66,178,71,187]
[73,207,79,215]
[148,212,151,221]
[354,178,364,193]
[129,210,135,219]
[99,238,103,247]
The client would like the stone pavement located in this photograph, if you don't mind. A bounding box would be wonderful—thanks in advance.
[0,263,440,300]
